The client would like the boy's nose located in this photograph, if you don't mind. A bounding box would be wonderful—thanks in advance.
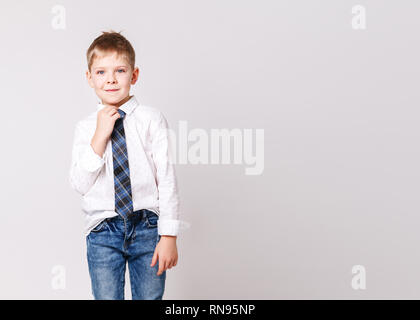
[106,74,117,83]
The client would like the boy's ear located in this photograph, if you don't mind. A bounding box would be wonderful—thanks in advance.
[131,67,140,85]
[86,70,94,88]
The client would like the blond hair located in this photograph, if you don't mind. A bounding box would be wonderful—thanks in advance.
[86,30,135,71]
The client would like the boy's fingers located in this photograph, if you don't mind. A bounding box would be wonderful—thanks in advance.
[150,250,157,267]
[157,258,165,275]
[108,108,118,115]
[104,106,119,115]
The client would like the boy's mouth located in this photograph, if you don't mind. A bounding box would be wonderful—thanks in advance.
[105,89,119,92]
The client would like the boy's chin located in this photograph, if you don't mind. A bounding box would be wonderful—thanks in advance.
[100,96,123,106]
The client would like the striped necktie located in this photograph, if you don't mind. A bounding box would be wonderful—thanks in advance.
[111,109,134,219]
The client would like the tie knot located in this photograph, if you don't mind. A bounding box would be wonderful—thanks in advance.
[117,109,126,119]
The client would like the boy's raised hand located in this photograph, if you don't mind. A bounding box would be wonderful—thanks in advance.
[95,106,121,140]
[91,106,121,158]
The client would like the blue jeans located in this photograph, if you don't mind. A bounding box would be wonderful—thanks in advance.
[86,209,166,300]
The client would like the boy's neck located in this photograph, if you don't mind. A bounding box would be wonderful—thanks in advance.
[102,94,132,109]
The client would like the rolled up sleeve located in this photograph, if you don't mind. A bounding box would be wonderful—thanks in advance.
[69,122,105,196]
[151,112,191,236]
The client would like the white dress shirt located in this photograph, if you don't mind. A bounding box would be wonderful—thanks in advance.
[69,95,190,236]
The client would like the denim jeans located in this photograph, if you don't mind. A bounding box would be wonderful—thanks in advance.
[86,209,166,300]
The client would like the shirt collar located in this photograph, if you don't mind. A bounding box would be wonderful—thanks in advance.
[96,95,139,116]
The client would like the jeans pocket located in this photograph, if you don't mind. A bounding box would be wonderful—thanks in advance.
[146,213,158,228]
[91,219,108,233]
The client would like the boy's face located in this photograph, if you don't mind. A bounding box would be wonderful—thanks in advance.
[86,51,139,108]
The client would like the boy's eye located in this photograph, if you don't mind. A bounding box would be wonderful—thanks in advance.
[96,69,125,74]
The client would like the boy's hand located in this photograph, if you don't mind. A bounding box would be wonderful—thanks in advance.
[91,106,121,157]
[150,236,178,276]
[95,106,121,140]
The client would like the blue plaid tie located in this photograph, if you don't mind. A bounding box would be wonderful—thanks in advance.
[111,109,134,219]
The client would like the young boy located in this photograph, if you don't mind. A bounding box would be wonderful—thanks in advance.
[69,31,188,300]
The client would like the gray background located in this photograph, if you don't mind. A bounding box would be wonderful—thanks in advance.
[0,0,419,299]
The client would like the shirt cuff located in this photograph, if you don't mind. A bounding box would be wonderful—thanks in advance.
[78,144,106,172]
[158,219,191,236]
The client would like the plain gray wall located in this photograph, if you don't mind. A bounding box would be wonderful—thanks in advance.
[1,0,419,299]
